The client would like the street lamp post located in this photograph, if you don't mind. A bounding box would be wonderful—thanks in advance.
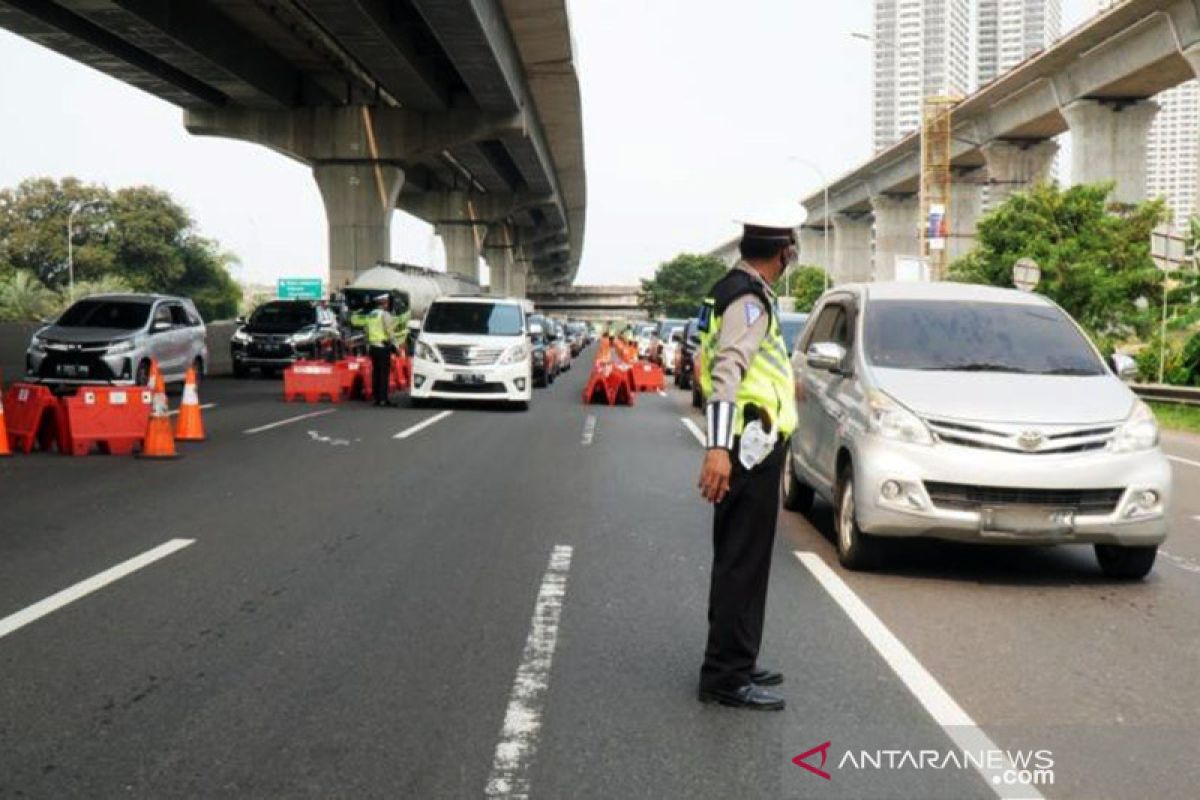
[789,157,831,292]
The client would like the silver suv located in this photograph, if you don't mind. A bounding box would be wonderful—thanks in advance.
[27,294,208,386]
[784,282,1170,580]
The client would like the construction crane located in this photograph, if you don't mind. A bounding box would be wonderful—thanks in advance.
[920,96,957,280]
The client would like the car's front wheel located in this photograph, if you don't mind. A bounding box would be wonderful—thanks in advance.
[1094,544,1157,580]
[781,450,814,513]
[835,466,884,571]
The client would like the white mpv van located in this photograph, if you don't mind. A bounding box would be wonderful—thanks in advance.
[410,296,532,409]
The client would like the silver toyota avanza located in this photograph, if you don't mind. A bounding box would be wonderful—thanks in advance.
[785,282,1170,579]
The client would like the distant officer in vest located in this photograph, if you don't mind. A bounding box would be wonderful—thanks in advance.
[365,293,397,407]
[696,207,802,711]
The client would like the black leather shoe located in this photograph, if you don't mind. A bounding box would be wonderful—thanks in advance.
[698,684,786,711]
[751,666,784,686]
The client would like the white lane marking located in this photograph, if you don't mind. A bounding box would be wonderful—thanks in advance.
[167,402,217,418]
[244,409,336,435]
[680,416,705,446]
[394,410,453,440]
[1161,549,1200,574]
[1167,454,1200,470]
[0,539,195,641]
[657,390,667,397]
[794,552,1044,800]
[581,414,596,446]
[485,545,574,799]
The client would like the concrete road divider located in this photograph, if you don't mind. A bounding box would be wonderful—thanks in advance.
[284,361,345,403]
[630,362,665,392]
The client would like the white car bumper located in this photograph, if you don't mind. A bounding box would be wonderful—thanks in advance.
[410,357,532,403]
[851,434,1171,547]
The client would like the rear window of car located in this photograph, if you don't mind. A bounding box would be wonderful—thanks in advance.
[56,299,151,330]
[424,302,524,336]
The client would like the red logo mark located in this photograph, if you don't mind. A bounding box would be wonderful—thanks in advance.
[792,741,832,780]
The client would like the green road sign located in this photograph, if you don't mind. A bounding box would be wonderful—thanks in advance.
[277,278,323,300]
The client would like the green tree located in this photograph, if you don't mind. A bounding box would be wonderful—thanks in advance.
[639,253,728,317]
[0,270,58,322]
[782,265,827,312]
[0,177,241,320]
[948,182,1167,341]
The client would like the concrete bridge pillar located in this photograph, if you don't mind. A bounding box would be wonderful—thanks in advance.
[980,139,1058,209]
[949,170,984,263]
[1061,99,1158,204]
[484,225,517,296]
[871,195,919,282]
[831,214,872,284]
[508,261,529,299]
[799,225,832,274]
[314,163,405,290]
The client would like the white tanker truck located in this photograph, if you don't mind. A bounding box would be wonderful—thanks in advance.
[342,262,480,323]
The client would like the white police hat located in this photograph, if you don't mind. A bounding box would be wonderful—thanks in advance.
[734,203,806,232]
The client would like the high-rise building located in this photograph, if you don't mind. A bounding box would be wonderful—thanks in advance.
[871,0,973,152]
[976,0,1063,87]
[1146,82,1198,228]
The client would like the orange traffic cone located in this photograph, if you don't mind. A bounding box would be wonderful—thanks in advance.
[0,385,11,458]
[175,367,206,442]
[138,362,179,459]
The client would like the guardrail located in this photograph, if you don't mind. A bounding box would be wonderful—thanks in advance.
[1133,384,1200,406]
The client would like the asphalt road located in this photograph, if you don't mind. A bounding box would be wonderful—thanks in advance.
[0,353,1197,799]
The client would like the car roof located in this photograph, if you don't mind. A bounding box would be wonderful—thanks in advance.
[77,293,179,304]
[851,281,1052,306]
[437,294,522,304]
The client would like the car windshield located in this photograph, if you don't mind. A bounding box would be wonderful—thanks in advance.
[864,299,1106,375]
[424,302,524,336]
[250,303,316,327]
[56,299,151,330]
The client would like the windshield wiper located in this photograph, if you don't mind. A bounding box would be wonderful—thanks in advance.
[920,362,1031,373]
[1040,367,1102,376]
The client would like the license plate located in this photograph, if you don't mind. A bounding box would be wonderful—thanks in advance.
[58,364,90,378]
[453,373,486,385]
[980,506,1074,534]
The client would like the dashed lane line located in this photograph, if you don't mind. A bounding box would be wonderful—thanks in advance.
[1167,454,1200,470]
[794,551,1044,800]
[581,414,596,446]
[243,409,336,435]
[484,545,574,799]
[680,416,705,446]
[394,410,453,440]
[0,539,195,641]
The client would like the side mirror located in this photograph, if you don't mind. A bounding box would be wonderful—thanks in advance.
[806,341,848,373]
[1109,353,1138,382]
[236,316,247,326]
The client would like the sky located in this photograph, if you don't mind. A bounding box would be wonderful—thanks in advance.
[0,0,1094,288]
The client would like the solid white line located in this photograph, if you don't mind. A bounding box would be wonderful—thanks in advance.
[244,409,336,435]
[793,552,1043,800]
[485,544,574,799]
[1161,549,1200,574]
[0,539,195,641]
[680,416,705,446]
[394,410,453,440]
[1167,454,1200,470]
[167,402,217,418]
[657,390,667,397]
[581,414,596,446]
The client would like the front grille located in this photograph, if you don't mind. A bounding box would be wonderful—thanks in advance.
[431,380,506,395]
[924,482,1124,515]
[925,417,1116,455]
[437,345,503,367]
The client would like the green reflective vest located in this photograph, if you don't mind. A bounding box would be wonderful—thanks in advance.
[698,272,798,437]
[364,309,389,346]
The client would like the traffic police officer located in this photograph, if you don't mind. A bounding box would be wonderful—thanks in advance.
[696,208,801,711]
[364,293,397,407]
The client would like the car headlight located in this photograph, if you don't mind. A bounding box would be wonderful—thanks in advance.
[291,327,317,344]
[867,390,934,446]
[533,350,545,364]
[231,329,252,344]
[29,336,47,354]
[499,343,529,365]
[107,339,135,355]
[415,340,441,363]
[1109,399,1159,453]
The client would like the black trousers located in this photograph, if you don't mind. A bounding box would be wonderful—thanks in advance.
[370,345,392,403]
[700,439,786,692]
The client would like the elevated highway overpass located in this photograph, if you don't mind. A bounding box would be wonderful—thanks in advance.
[0,0,586,295]
[799,0,1200,283]
[527,285,645,321]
